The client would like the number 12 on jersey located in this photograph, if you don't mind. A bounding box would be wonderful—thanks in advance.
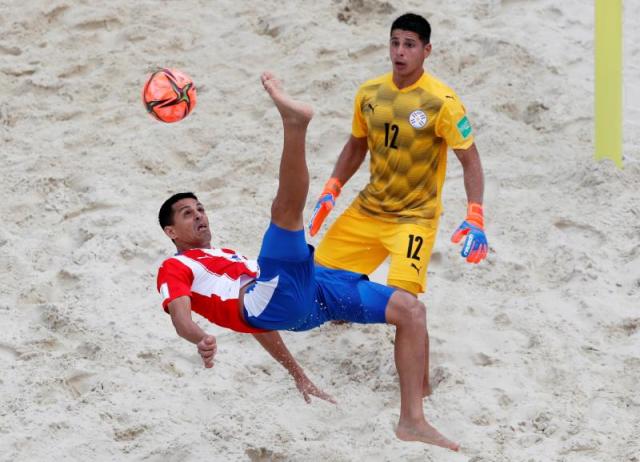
[384,123,399,149]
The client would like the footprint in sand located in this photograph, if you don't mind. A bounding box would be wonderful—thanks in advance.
[494,388,513,409]
[493,312,511,327]
[0,343,19,363]
[430,365,451,390]
[0,44,21,56]
[56,269,81,289]
[76,341,101,360]
[245,447,287,462]
[472,0,502,19]
[253,17,286,39]
[532,411,557,436]
[493,101,549,128]
[336,0,395,25]
[73,17,122,32]
[44,5,69,24]
[58,63,93,79]
[473,352,497,367]
[63,202,113,221]
[113,425,148,442]
[64,371,98,398]
[607,318,640,338]
[21,73,64,95]
[552,218,605,250]
[16,337,64,361]
[39,303,83,336]
[471,409,495,426]
[2,66,36,77]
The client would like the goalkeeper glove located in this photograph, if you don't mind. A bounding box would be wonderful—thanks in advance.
[308,178,342,237]
[451,202,488,264]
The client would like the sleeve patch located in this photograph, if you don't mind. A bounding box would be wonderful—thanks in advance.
[456,115,473,139]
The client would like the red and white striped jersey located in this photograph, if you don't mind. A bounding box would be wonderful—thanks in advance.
[156,248,265,333]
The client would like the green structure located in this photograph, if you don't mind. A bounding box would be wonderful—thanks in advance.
[595,0,623,168]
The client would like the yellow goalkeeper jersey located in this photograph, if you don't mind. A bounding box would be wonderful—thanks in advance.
[351,71,474,225]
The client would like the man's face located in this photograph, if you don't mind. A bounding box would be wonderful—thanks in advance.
[389,29,431,79]
[163,198,211,250]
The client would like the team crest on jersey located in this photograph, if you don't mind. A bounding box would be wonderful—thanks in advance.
[409,110,427,129]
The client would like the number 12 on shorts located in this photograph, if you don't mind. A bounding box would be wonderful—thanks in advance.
[407,234,423,260]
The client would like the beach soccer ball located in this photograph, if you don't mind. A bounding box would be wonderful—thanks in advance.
[142,68,197,123]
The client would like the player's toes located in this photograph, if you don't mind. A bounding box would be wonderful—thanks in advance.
[261,71,274,84]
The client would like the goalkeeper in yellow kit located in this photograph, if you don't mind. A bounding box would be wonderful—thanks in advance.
[309,13,488,390]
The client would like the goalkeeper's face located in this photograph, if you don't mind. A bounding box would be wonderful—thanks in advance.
[165,198,212,250]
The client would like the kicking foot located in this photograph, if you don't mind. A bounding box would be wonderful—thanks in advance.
[396,419,460,452]
[261,71,313,125]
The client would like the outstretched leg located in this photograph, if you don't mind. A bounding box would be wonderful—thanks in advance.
[261,72,314,231]
[385,291,460,451]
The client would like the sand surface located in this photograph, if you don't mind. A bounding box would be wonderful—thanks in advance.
[1,0,638,461]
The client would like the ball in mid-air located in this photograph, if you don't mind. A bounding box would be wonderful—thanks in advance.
[142,68,197,123]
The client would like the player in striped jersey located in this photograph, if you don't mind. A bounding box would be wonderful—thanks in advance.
[155,73,459,451]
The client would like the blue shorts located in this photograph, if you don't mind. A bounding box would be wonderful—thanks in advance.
[243,223,314,331]
[292,266,395,332]
[243,223,395,332]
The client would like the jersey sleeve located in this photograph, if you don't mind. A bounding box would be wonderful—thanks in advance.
[157,258,194,312]
[435,95,475,150]
[351,87,368,138]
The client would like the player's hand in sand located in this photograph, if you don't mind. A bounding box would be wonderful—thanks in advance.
[293,372,337,404]
[197,335,217,368]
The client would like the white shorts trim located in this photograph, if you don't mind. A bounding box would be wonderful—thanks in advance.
[243,276,279,318]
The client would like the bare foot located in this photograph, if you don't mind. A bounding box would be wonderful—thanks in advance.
[261,71,313,125]
[396,419,460,452]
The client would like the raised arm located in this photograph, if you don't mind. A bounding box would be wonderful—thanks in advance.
[168,295,217,368]
[252,331,336,404]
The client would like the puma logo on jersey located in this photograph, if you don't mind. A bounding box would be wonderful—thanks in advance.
[411,263,422,274]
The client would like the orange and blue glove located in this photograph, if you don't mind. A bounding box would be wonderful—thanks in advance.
[308,178,342,237]
[451,202,488,264]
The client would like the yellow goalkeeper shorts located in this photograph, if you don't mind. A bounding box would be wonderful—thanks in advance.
[314,206,438,294]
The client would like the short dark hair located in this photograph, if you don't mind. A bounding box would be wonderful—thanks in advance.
[158,192,198,229]
[391,13,431,44]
